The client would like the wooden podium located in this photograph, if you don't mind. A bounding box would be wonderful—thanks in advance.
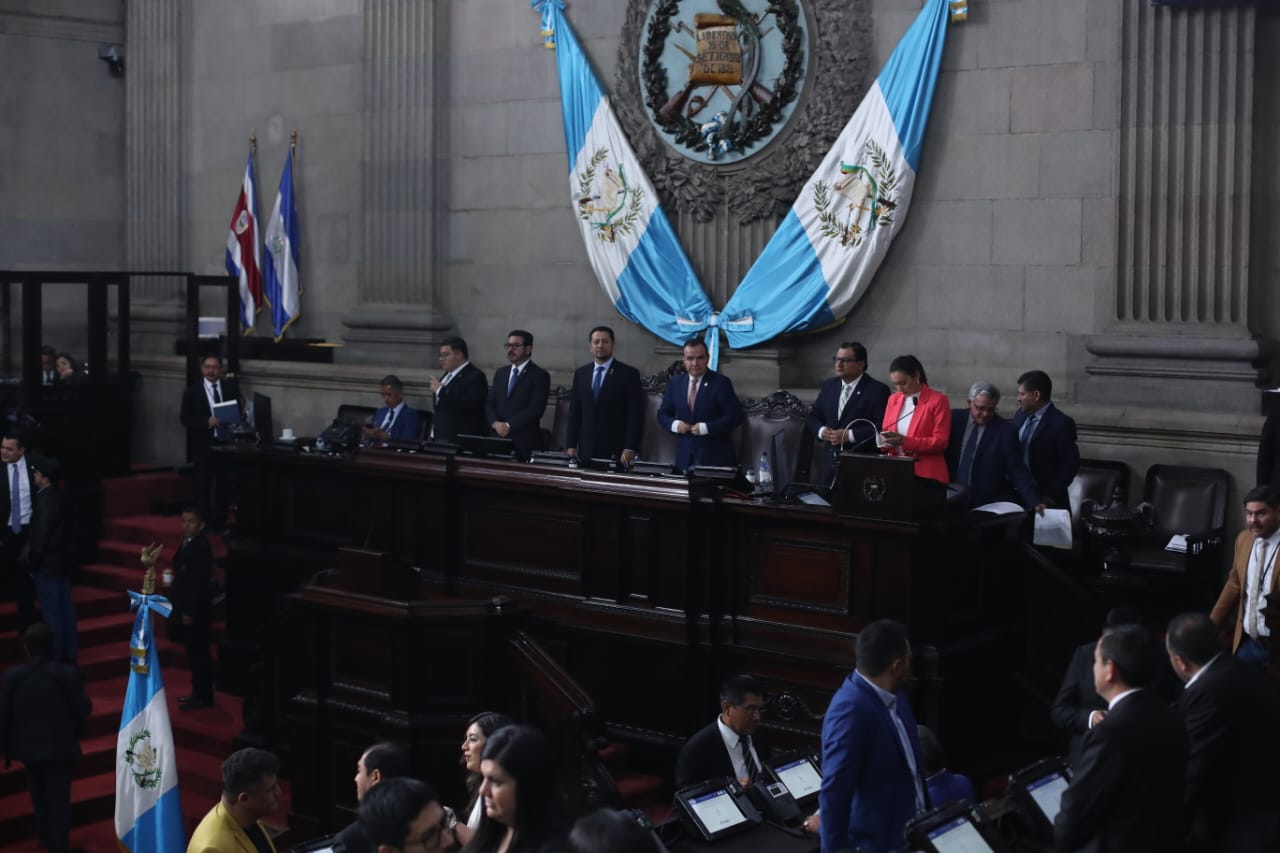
[829,453,947,519]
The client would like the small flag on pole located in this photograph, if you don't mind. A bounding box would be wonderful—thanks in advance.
[263,140,301,342]
[225,144,264,334]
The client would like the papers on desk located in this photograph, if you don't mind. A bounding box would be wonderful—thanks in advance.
[972,501,1025,515]
[796,491,831,507]
[1166,534,1188,553]
[1033,509,1073,549]
[211,400,241,424]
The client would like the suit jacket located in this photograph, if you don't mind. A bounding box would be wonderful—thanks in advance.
[0,457,34,538]
[331,819,373,853]
[945,411,1040,508]
[188,801,278,853]
[819,672,926,853]
[1010,403,1080,509]
[807,374,891,483]
[170,532,213,622]
[881,385,952,484]
[674,720,770,790]
[370,403,423,443]
[1178,655,1280,852]
[1053,689,1188,853]
[27,483,74,577]
[566,360,644,463]
[656,372,744,471]
[180,378,242,462]
[1210,530,1280,653]
[0,656,91,763]
[431,363,488,444]
[1049,642,1105,769]
[486,362,551,455]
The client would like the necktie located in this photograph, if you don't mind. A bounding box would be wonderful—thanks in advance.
[687,376,699,413]
[888,698,925,813]
[382,409,396,432]
[838,383,853,420]
[9,464,20,534]
[592,365,605,399]
[957,423,980,486]
[507,367,519,397]
[1020,414,1039,465]
[214,382,223,404]
[741,737,760,783]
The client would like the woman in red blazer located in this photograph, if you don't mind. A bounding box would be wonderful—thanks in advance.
[880,355,952,483]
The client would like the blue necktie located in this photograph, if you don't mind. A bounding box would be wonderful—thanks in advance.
[1020,414,1039,465]
[507,367,519,397]
[9,464,20,534]
[592,365,605,400]
[957,423,980,486]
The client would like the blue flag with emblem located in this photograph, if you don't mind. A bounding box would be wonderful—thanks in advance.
[115,588,184,852]
[532,0,713,352]
[709,0,957,360]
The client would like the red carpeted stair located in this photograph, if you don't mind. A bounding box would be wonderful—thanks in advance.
[0,470,289,852]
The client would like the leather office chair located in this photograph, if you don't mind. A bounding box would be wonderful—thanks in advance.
[336,404,377,427]
[736,407,809,485]
[547,392,572,451]
[639,392,679,465]
[1125,464,1230,604]
[1067,459,1130,566]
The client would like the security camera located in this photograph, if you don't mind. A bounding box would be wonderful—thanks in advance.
[98,44,124,77]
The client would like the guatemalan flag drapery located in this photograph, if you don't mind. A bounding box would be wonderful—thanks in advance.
[115,589,183,852]
[532,0,713,349]
[263,148,301,341]
[225,148,264,334]
[715,0,954,356]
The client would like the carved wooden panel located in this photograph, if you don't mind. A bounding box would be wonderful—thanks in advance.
[460,501,585,595]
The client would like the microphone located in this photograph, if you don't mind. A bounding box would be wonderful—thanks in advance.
[843,397,918,452]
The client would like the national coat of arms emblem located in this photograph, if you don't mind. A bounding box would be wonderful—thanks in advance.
[576,148,644,243]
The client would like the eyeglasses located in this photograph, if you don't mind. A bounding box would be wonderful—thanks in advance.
[735,703,765,716]
[504,342,529,349]
[832,357,859,365]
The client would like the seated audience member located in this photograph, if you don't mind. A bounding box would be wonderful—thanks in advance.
[188,747,282,853]
[1053,625,1187,853]
[944,382,1038,509]
[880,355,951,484]
[1210,484,1280,668]
[457,711,513,844]
[1010,370,1080,511]
[333,742,413,853]
[53,353,87,386]
[655,338,744,472]
[364,375,423,446]
[486,330,551,457]
[462,725,564,853]
[1166,612,1280,853]
[917,725,974,809]
[675,674,769,789]
[566,809,662,853]
[430,337,487,443]
[359,777,454,852]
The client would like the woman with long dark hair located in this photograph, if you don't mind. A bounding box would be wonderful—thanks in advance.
[456,711,513,845]
[879,354,952,483]
[462,725,564,853]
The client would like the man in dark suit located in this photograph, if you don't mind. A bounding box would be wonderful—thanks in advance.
[0,622,92,853]
[363,375,423,446]
[820,619,927,853]
[167,505,215,710]
[946,382,1040,508]
[675,674,770,789]
[429,336,488,444]
[333,741,413,853]
[656,338,744,472]
[486,330,551,458]
[566,326,645,468]
[0,432,37,633]
[179,354,241,528]
[1166,612,1280,853]
[806,342,891,485]
[1054,624,1188,853]
[25,455,78,664]
[1011,370,1080,512]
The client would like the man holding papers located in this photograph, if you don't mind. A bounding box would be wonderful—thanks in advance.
[180,354,241,529]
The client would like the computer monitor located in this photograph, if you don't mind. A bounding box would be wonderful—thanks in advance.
[1007,757,1071,838]
[764,753,822,808]
[674,778,760,842]
[253,393,273,442]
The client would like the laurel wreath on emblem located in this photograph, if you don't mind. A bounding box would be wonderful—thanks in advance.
[862,474,888,503]
[576,148,645,243]
[123,728,163,790]
[813,139,900,248]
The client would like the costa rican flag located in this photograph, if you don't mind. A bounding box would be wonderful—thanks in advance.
[263,148,301,341]
[225,149,263,333]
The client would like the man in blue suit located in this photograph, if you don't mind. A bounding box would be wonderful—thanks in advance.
[945,382,1039,508]
[486,329,552,457]
[820,619,927,853]
[364,375,423,446]
[656,338,744,472]
[1011,370,1080,512]
[806,342,891,485]
[566,326,645,468]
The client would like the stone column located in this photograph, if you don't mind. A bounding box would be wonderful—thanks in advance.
[340,0,453,364]
[124,0,185,353]
[1081,0,1265,413]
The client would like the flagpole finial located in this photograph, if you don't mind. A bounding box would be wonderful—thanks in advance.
[140,542,163,596]
[250,130,257,152]
[290,128,298,151]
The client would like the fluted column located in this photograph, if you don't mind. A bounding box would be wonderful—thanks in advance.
[1082,0,1265,412]
[340,0,453,363]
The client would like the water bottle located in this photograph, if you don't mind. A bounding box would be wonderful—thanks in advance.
[758,452,772,493]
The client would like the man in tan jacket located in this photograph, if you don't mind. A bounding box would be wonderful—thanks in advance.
[1210,485,1280,668]
[188,748,280,853]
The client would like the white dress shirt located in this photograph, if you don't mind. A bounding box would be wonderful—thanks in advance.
[1244,529,1280,638]
[716,717,763,782]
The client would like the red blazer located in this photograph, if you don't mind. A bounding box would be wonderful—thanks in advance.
[882,384,952,483]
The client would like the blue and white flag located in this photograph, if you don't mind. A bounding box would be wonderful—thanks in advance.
[533,0,713,350]
[263,148,301,341]
[716,0,954,356]
[115,591,184,853]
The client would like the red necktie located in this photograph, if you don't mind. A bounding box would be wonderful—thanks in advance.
[687,376,698,412]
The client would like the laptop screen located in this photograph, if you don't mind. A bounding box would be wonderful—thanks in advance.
[1026,772,1069,824]
[926,815,996,853]
[687,788,750,835]
[774,757,821,800]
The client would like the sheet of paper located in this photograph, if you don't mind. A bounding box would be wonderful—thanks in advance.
[972,501,1025,515]
[1165,534,1188,553]
[1033,508,1073,549]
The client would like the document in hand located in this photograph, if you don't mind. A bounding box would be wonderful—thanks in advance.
[1033,508,1073,549]
[211,400,241,424]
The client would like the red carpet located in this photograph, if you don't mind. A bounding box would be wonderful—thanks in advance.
[0,471,289,851]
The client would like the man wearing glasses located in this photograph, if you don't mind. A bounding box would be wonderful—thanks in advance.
[358,777,456,852]
[675,674,771,789]
[805,342,891,484]
[485,330,551,458]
